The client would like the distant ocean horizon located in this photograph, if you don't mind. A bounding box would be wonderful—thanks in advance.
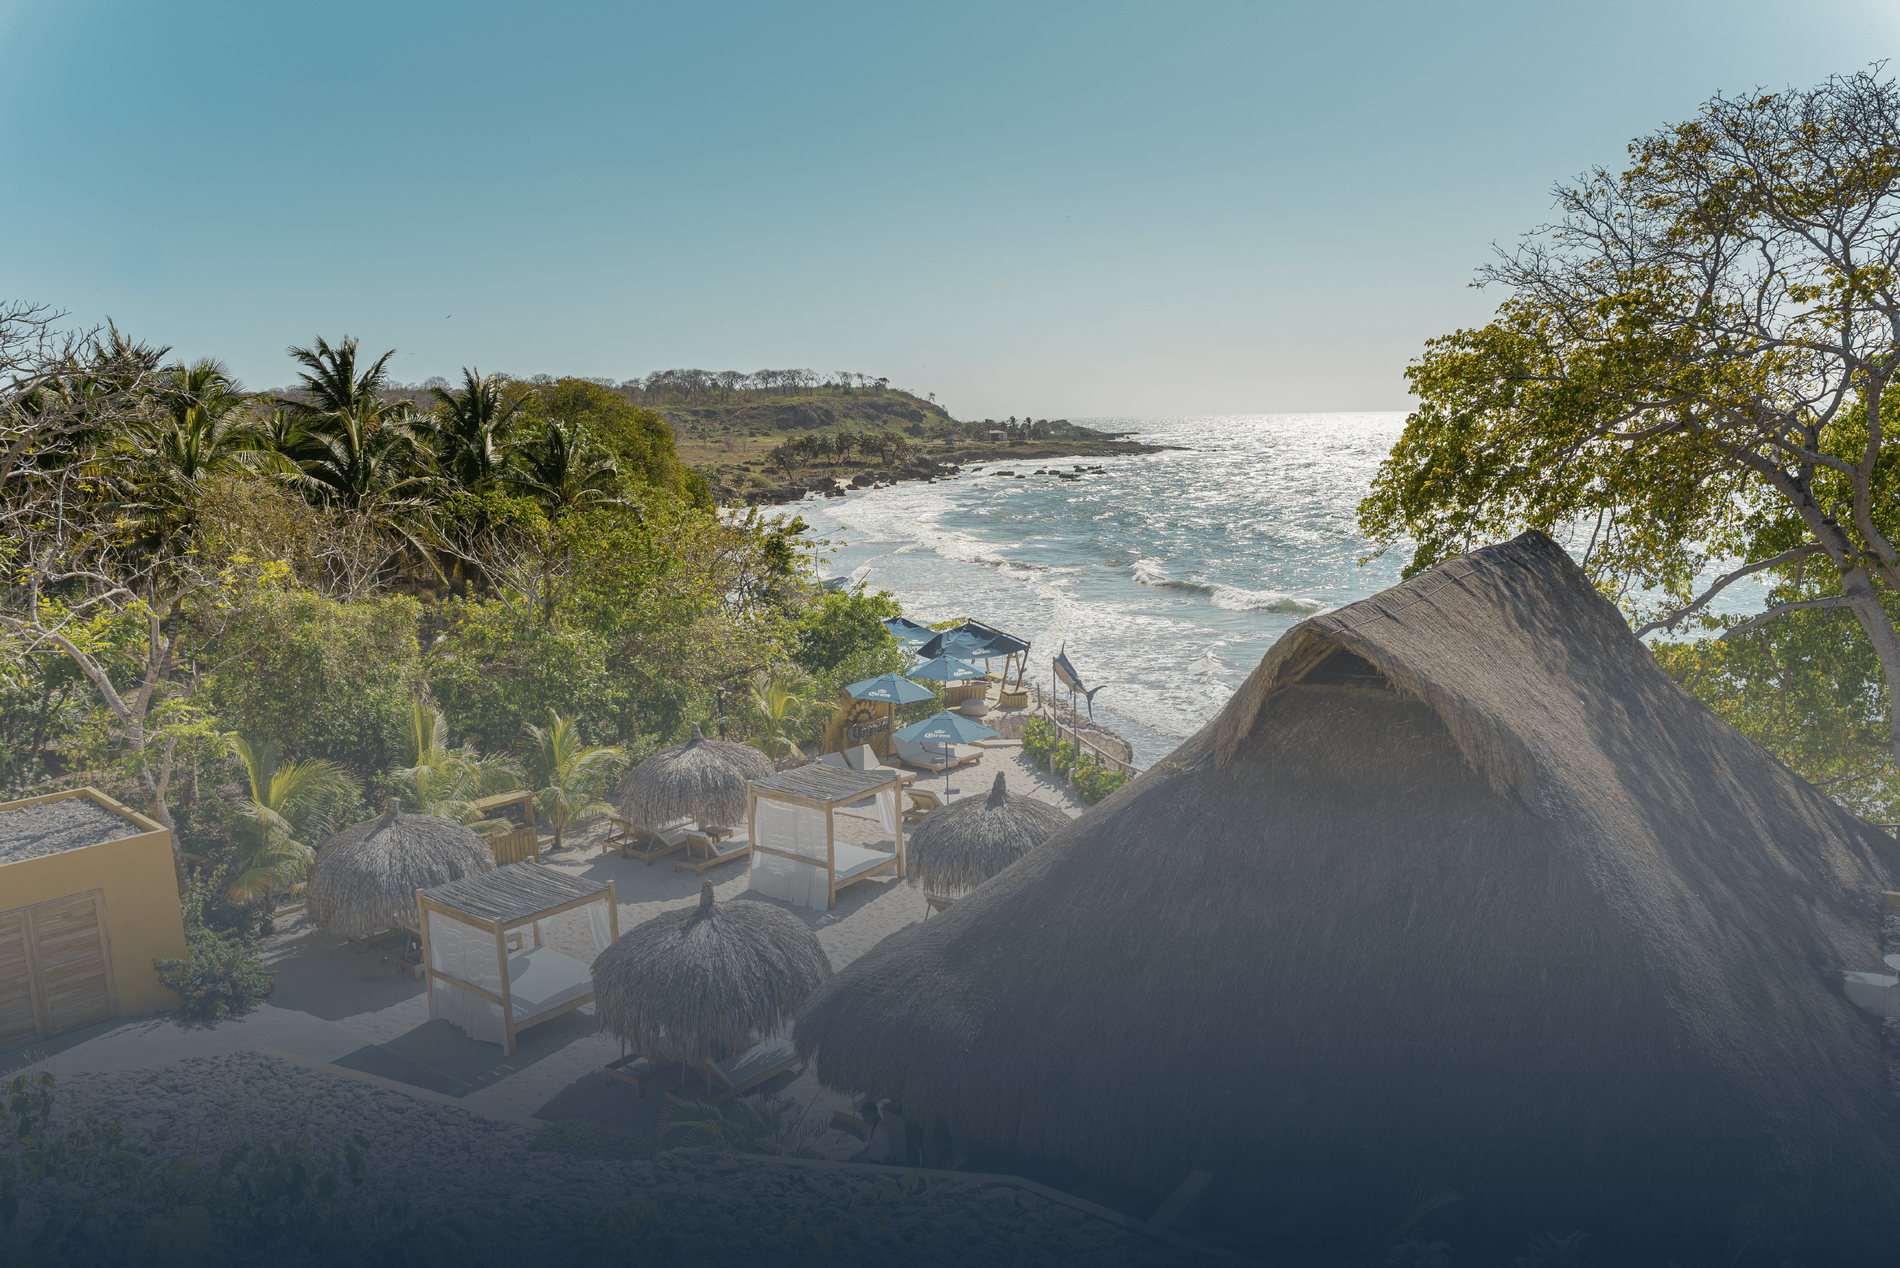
[800,413,1415,765]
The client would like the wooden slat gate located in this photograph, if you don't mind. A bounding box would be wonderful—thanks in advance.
[0,891,118,1049]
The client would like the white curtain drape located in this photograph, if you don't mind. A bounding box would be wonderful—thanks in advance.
[754,798,827,861]
[875,787,896,835]
[749,849,829,909]
[428,910,507,1045]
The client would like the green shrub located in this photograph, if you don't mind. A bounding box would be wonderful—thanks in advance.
[154,871,274,1022]
[1072,756,1130,805]
[1021,717,1056,767]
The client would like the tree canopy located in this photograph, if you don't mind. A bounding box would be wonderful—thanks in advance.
[1361,69,1900,766]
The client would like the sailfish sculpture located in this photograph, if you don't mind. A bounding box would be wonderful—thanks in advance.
[1051,645,1108,719]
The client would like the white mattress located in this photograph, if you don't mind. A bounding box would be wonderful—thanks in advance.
[832,843,895,882]
[506,946,594,1019]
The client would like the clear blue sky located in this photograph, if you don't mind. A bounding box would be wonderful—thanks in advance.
[1,1,1893,418]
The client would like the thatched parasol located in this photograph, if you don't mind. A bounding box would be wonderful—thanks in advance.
[616,724,772,831]
[592,882,831,1059]
[793,530,1900,1262]
[908,771,1070,896]
[309,797,494,938]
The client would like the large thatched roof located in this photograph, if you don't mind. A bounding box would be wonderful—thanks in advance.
[310,798,494,938]
[592,882,831,1059]
[793,531,1900,1258]
[908,771,1071,895]
[616,724,772,831]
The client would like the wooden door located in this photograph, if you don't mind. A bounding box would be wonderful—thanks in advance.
[0,891,117,1048]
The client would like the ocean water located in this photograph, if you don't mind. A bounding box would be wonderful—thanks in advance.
[799,413,1415,766]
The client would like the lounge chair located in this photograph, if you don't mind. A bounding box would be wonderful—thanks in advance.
[843,744,892,772]
[673,828,750,876]
[664,1036,806,1106]
[819,752,850,770]
[606,1034,682,1095]
[893,738,982,773]
[903,789,943,824]
[923,893,956,915]
[605,817,691,865]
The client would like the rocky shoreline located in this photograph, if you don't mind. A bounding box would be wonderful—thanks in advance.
[735,441,1167,506]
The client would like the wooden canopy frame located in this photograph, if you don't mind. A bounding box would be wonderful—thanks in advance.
[747,764,913,910]
[416,863,619,1056]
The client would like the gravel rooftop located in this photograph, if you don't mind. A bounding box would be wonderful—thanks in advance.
[12,1052,1217,1267]
[0,796,139,865]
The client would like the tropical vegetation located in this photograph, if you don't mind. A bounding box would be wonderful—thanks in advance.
[0,310,907,916]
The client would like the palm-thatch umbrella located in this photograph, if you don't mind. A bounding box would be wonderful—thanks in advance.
[616,724,772,831]
[592,882,831,1060]
[309,797,494,938]
[909,771,1070,897]
[793,530,1900,1262]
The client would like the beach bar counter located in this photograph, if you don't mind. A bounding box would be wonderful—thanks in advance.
[747,765,907,910]
[0,788,187,1049]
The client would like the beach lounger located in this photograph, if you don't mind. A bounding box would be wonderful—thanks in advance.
[606,818,691,865]
[664,1036,806,1106]
[606,1034,682,1096]
[903,789,943,824]
[893,738,952,771]
[820,752,851,771]
[923,893,956,915]
[843,744,890,772]
[673,828,750,876]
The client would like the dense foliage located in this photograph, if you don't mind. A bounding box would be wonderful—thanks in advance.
[153,870,275,1021]
[0,313,904,913]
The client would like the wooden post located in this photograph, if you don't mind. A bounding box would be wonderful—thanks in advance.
[495,916,516,1056]
[825,797,837,910]
[417,890,434,1012]
[893,775,906,879]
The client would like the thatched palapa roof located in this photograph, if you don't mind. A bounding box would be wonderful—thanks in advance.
[908,771,1071,896]
[310,797,494,938]
[792,531,1900,1258]
[616,723,771,831]
[592,882,831,1059]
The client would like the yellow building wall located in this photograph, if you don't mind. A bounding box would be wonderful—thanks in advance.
[0,789,187,1016]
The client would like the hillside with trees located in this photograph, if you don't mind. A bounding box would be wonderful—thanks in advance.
[0,312,924,916]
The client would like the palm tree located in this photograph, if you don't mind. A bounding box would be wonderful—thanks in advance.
[429,368,525,490]
[224,735,360,912]
[504,417,621,514]
[522,709,624,851]
[132,360,292,536]
[390,699,521,832]
[742,669,818,764]
[276,336,431,508]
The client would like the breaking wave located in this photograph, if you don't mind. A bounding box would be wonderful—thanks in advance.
[1130,559,1323,614]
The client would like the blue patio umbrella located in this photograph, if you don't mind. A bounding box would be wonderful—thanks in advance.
[918,630,996,662]
[907,655,987,683]
[843,672,940,762]
[882,617,934,644]
[844,672,938,705]
[893,709,1000,796]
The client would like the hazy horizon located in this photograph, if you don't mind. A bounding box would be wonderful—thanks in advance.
[3,1,1896,419]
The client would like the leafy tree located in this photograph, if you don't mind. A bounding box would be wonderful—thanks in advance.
[197,577,423,775]
[522,709,623,850]
[223,735,360,909]
[426,598,621,755]
[527,378,687,495]
[794,588,901,674]
[1359,70,1900,758]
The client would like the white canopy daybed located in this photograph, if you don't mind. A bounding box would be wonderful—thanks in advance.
[416,862,619,1055]
[747,763,911,911]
